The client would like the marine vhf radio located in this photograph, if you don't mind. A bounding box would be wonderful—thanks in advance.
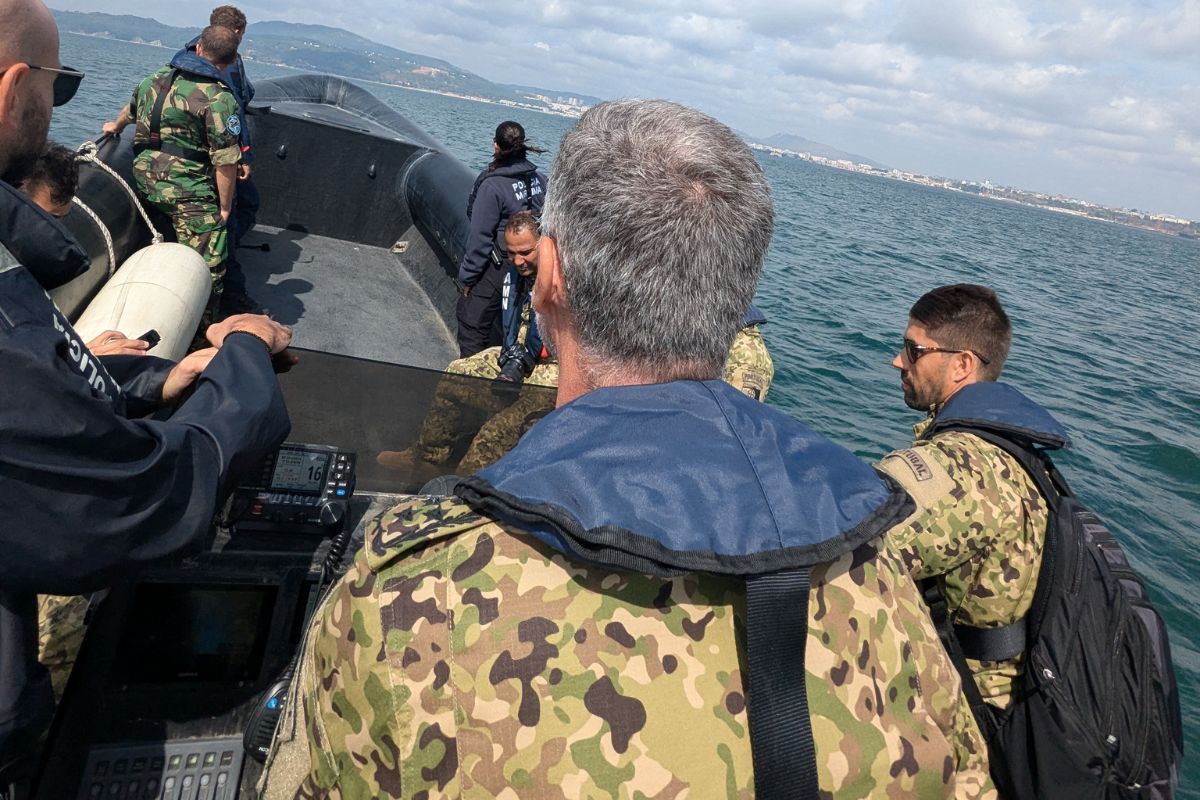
[230,442,356,535]
[33,441,362,800]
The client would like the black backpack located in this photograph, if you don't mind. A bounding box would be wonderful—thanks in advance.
[928,426,1184,799]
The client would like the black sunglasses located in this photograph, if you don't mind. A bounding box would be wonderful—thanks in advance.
[1,64,85,106]
[30,65,84,106]
[903,337,991,366]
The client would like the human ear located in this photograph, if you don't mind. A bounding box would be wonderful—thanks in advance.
[533,235,565,313]
[954,351,976,381]
[0,64,30,126]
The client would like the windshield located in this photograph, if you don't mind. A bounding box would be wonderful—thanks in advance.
[277,348,557,494]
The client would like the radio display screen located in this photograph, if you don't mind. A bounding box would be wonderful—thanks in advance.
[270,448,329,493]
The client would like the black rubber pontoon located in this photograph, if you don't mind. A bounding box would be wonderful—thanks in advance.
[62,74,476,369]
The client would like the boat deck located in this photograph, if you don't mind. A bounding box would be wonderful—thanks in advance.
[236,225,457,369]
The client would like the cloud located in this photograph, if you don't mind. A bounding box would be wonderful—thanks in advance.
[57,0,1200,216]
[664,13,749,56]
[893,0,1043,61]
[777,40,921,88]
[1130,0,1200,59]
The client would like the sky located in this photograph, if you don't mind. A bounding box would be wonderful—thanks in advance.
[60,0,1200,219]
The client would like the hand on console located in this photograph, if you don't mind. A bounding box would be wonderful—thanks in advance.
[207,314,293,354]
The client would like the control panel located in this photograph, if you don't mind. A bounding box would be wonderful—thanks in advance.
[232,442,356,535]
[77,737,244,800]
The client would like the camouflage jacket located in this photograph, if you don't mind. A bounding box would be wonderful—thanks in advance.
[876,410,1049,708]
[723,325,774,402]
[262,381,993,799]
[129,66,242,205]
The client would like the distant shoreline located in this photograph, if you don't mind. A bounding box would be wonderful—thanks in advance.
[753,147,1198,240]
[60,31,582,121]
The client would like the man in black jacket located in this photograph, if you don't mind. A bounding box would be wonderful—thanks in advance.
[0,0,292,787]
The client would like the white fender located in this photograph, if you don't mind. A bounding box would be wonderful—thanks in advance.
[73,243,211,363]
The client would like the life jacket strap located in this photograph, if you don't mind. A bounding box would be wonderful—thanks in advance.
[744,567,819,800]
[135,69,211,165]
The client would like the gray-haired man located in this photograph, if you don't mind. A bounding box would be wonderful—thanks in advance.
[260,100,993,799]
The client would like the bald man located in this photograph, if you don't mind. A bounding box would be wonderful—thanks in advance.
[0,0,295,787]
[0,0,62,187]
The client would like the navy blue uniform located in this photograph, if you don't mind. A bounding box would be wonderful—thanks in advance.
[498,267,543,372]
[455,159,545,357]
[0,181,289,777]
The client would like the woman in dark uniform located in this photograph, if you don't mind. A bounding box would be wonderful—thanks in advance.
[455,121,546,358]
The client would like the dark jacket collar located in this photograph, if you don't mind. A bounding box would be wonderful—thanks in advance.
[457,380,912,575]
[0,180,89,290]
[483,158,539,179]
[744,303,767,326]
[168,50,231,88]
[927,381,1071,449]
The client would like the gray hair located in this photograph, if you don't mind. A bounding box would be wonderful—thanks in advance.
[541,99,774,384]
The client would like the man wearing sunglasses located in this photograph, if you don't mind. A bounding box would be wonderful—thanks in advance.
[0,0,294,788]
[876,284,1064,713]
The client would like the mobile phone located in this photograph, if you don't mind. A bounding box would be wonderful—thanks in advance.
[137,329,161,350]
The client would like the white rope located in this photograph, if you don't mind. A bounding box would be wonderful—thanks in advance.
[70,195,117,276]
[76,140,164,245]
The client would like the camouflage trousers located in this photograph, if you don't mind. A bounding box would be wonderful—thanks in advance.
[414,347,557,472]
[145,196,228,295]
[410,330,767,473]
[37,594,90,703]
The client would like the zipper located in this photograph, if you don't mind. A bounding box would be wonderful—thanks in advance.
[1030,648,1105,749]
[1101,593,1130,754]
[1067,509,1089,595]
[1123,605,1156,785]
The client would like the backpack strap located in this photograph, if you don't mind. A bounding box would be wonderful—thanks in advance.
[942,426,1071,501]
[744,567,819,800]
[134,69,210,164]
[934,424,1072,661]
[919,577,998,738]
[952,618,1026,661]
[917,423,1073,730]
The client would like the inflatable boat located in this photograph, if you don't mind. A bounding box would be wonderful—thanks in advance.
[55,74,475,366]
[31,75,555,799]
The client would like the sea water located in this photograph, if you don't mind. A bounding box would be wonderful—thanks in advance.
[52,32,1200,793]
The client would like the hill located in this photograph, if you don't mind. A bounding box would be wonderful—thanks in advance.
[51,10,601,116]
[755,132,887,169]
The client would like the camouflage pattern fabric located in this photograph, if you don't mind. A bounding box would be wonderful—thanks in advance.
[455,390,555,475]
[723,324,774,401]
[259,497,995,799]
[876,413,1049,709]
[36,594,90,704]
[412,347,557,466]
[414,329,772,471]
[446,346,560,388]
[130,67,241,279]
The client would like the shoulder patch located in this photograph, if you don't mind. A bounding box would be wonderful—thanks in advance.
[891,448,933,481]
[365,496,486,572]
[226,113,241,136]
[877,444,957,512]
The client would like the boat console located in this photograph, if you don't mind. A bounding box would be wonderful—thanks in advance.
[26,74,555,799]
[31,350,556,799]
